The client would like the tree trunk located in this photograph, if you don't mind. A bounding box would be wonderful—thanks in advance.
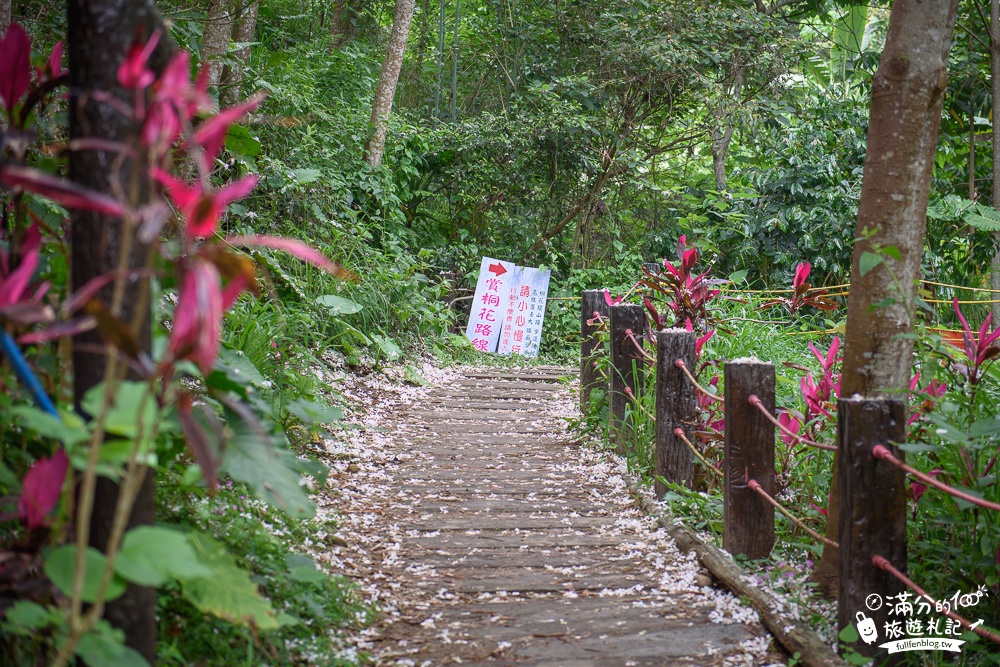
[330,0,354,47]
[991,0,1000,324]
[202,0,235,94]
[67,1,172,661]
[364,0,416,166]
[711,124,734,191]
[220,0,260,107]
[811,0,959,597]
[0,0,12,38]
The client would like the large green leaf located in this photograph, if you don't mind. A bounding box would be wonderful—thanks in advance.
[11,406,90,448]
[224,123,261,157]
[181,532,279,630]
[76,621,150,667]
[115,526,212,587]
[293,168,323,184]
[212,347,267,389]
[316,294,363,315]
[4,601,58,635]
[221,422,315,518]
[286,398,343,424]
[963,204,1000,232]
[372,334,402,361]
[81,381,159,442]
[44,545,126,604]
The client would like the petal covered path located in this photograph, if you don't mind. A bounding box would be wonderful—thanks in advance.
[319,366,783,666]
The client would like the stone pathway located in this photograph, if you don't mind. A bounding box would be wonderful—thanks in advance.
[319,366,782,666]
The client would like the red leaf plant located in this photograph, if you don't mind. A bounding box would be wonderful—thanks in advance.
[759,261,839,314]
[640,236,720,326]
[951,297,1000,386]
[18,449,69,530]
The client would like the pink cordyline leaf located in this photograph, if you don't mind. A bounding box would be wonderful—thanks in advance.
[793,261,811,290]
[35,41,64,81]
[155,170,259,238]
[0,23,31,121]
[194,94,264,167]
[117,30,160,89]
[680,246,698,276]
[170,260,223,374]
[603,289,622,307]
[909,468,941,503]
[0,165,125,216]
[643,296,662,329]
[142,51,213,151]
[909,372,921,392]
[953,297,977,364]
[778,412,800,447]
[224,235,354,278]
[177,393,219,492]
[0,223,40,308]
[809,502,828,517]
[977,314,1000,366]
[18,317,95,345]
[18,449,69,530]
[695,329,714,357]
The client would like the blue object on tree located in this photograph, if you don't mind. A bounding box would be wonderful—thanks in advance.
[0,329,59,418]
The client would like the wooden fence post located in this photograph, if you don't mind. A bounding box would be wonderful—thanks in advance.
[723,358,775,560]
[609,303,645,454]
[654,328,696,497]
[580,289,610,413]
[837,398,906,665]
[642,261,661,276]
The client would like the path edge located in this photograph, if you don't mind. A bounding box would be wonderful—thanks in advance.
[624,476,848,667]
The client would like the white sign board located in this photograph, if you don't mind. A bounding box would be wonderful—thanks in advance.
[497,266,550,357]
[466,257,550,357]
[465,256,516,352]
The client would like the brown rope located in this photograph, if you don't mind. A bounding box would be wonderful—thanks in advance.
[673,428,723,478]
[748,395,836,451]
[747,480,838,548]
[674,359,723,404]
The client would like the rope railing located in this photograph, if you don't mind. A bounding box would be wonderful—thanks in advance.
[674,359,723,404]
[747,395,837,452]
[747,479,838,548]
[872,554,1000,645]
[673,427,723,478]
[624,329,656,365]
[872,445,1000,512]
[623,385,656,423]
[587,311,607,327]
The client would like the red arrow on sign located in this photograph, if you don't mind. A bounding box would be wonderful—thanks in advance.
[488,262,507,277]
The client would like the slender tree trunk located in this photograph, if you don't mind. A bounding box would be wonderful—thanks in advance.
[811,0,959,597]
[991,0,1000,324]
[364,0,416,166]
[202,0,235,93]
[528,146,617,254]
[330,0,354,47]
[0,0,12,37]
[712,124,735,191]
[450,0,459,122]
[67,2,173,660]
[220,0,260,107]
[434,0,446,122]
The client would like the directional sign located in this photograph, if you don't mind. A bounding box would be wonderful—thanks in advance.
[465,256,516,352]
[466,257,550,357]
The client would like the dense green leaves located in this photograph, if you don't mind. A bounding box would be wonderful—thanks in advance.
[115,526,212,587]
